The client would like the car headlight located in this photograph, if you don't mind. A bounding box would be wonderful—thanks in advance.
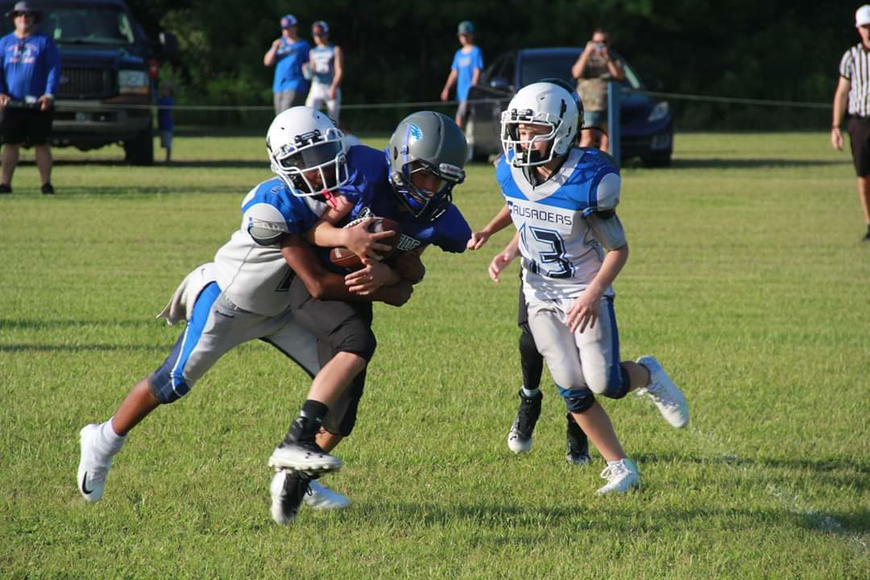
[118,70,149,95]
[647,102,669,123]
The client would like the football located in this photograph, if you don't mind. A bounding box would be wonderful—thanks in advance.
[329,217,401,270]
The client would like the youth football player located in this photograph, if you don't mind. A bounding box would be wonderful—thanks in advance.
[269,111,473,523]
[487,80,689,494]
[76,107,405,510]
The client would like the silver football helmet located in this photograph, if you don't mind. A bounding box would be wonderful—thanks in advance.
[266,106,349,197]
[500,80,581,167]
[387,111,467,221]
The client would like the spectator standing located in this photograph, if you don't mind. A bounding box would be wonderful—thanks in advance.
[305,21,343,122]
[832,5,870,242]
[157,83,175,163]
[264,14,310,114]
[0,1,60,195]
[439,20,483,130]
[572,28,625,154]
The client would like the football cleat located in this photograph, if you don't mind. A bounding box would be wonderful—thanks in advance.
[636,356,689,428]
[595,458,640,494]
[304,480,350,509]
[565,413,592,466]
[506,389,543,454]
[268,440,342,476]
[77,424,113,502]
[270,470,311,524]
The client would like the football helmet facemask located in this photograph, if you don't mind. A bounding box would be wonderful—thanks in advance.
[387,111,467,222]
[266,106,349,198]
[500,79,582,167]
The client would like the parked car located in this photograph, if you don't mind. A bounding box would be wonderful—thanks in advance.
[0,0,177,165]
[466,47,673,166]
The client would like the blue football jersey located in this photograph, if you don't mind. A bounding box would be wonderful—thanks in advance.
[319,145,472,272]
[497,147,626,301]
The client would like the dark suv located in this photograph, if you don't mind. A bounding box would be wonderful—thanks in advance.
[466,47,673,167]
[0,0,176,165]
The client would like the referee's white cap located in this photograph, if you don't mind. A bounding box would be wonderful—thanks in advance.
[857,5,870,27]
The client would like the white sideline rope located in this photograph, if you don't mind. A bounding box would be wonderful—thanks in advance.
[56,91,831,112]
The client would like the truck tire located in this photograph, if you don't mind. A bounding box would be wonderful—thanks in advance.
[124,121,154,166]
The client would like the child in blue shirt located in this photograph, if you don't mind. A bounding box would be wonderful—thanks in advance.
[157,82,174,163]
[439,20,484,130]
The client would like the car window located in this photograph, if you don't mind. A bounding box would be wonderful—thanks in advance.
[0,4,136,45]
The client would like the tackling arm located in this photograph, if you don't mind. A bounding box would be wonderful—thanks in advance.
[281,234,411,306]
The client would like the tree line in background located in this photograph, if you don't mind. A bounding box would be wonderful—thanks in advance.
[127,0,852,131]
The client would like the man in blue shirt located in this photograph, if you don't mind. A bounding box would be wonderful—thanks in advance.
[0,1,60,195]
[263,14,311,114]
[439,20,484,131]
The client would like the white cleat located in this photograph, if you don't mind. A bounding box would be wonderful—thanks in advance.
[77,424,113,502]
[304,480,350,510]
[596,458,640,494]
[636,356,689,428]
[268,441,341,476]
[507,426,533,454]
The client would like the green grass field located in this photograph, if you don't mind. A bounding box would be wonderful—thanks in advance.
[1,132,868,579]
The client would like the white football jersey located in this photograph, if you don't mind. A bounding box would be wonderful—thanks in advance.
[496,148,626,302]
[214,178,327,316]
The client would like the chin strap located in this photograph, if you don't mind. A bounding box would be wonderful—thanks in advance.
[322,189,336,208]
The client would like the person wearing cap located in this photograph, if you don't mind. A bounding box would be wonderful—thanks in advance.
[264,14,311,114]
[832,5,870,243]
[572,27,625,155]
[439,20,483,131]
[304,21,344,122]
[0,1,60,195]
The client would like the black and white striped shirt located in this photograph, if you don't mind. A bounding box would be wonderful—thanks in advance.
[840,44,870,117]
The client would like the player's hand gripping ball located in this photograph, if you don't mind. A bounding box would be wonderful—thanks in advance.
[329,217,401,270]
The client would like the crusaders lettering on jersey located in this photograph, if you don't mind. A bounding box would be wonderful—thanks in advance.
[507,199,573,227]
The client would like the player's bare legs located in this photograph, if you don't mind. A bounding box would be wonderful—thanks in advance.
[570,404,624,461]
[111,378,160,435]
[306,351,366,406]
[77,378,155,502]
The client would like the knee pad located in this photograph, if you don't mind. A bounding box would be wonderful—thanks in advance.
[556,384,596,413]
[602,366,631,400]
[148,335,193,404]
[333,324,377,363]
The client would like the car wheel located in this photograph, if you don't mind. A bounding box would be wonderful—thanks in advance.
[124,120,154,166]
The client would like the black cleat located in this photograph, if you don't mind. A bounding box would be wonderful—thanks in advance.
[0,183,11,194]
[566,413,592,466]
[41,182,54,195]
[507,389,543,454]
[270,470,312,524]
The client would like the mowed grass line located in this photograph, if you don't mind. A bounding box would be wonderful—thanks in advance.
[1,133,868,579]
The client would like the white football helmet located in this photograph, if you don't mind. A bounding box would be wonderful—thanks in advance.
[500,80,581,167]
[266,106,349,197]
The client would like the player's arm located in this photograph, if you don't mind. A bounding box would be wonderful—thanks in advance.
[832,76,850,151]
[566,240,627,333]
[281,234,411,306]
[488,231,520,283]
[468,204,512,250]
[306,215,395,259]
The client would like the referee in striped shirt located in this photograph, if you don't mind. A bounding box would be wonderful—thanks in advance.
[832,5,870,242]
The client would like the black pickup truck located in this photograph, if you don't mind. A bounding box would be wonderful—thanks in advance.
[0,0,176,165]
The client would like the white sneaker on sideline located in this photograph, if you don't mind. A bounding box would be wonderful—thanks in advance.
[596,458,640,494]
[636,356,689,428]
[77,424,114,502]
[304,480,350,509]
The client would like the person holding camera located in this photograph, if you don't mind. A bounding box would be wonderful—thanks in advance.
[0,1,60,195]
[572,28,625,154]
